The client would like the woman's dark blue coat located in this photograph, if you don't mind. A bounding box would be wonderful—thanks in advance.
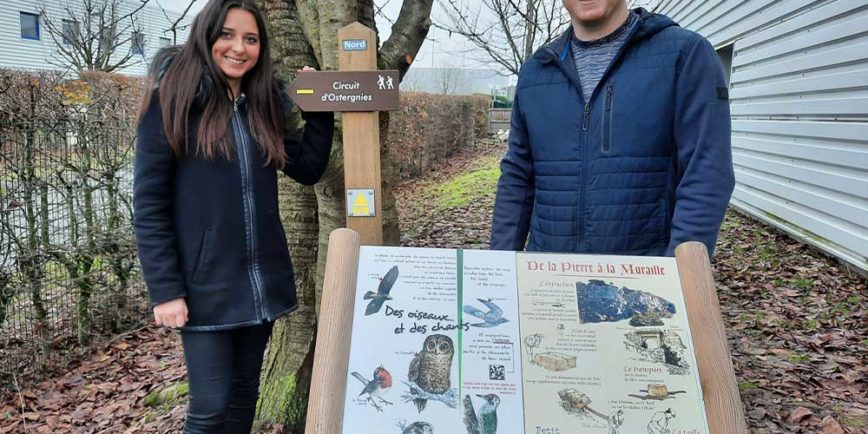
[133,92,333,331]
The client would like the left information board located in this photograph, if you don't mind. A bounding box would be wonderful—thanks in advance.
[341,246,711,434]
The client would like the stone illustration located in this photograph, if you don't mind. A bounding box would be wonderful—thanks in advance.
[623,329,690,375]
[576,280,675,324]
[533,352,576,372]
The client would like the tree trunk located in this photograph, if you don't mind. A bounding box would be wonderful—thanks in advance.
[255,0,322,428]
[256,180,320,427]
[257,0,433,429]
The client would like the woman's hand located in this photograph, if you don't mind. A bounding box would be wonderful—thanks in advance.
[291,66,318,113]
[153,297,188,328]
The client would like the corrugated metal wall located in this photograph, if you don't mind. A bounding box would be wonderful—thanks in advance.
[0,0,190,76]
[656,0,868,272]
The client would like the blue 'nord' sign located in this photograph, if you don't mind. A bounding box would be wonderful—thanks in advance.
[342,39,368,51]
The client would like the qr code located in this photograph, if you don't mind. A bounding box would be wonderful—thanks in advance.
[489,364,505,381]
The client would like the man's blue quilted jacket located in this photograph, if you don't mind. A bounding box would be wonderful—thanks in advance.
[491,9,735,257]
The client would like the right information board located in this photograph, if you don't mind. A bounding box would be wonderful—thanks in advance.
[342,246,710,434]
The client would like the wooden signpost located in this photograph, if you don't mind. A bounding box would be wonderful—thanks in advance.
[287,22,398,246]
[338,24,386,246]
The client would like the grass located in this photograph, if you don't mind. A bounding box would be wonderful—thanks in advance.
[787,353,811,364]
[773,278,814,289]
[430,155,501,210]
[830,403,868,429]
[740,312,765,322]
[839,413,867,429]
[143,382,188,410]
[773,318,795,329]
[790,278,814,289]
[829,303,852,316]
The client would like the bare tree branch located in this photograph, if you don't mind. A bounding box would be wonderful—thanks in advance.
[436,0,569,76]
[38,0,153,73]
[377,0,435,79]
[158,0,198,44]
[435,66,462,94]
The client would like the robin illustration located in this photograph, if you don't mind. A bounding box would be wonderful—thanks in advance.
[463,393,500,434]
[408,334,454,412]
[463,299,508,328]
[351,365,393,411]
[364,266,399,315]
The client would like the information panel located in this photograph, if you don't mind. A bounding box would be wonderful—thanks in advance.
[341,246,711,434]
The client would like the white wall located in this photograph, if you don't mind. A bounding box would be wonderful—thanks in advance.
[657,0,868,272]
[0,0,190,76]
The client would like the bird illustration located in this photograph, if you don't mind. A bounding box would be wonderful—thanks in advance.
[408,334,454,412]
[397,420,435,434]
[463,393,500,434]
[364,266,399,315]
[463,299,508,328]
[351,365,393,412]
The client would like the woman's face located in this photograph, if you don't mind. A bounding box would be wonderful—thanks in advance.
[211,7,260,92]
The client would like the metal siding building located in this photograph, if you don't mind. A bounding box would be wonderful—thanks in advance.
[656,0,868,272]
[0,0,190,76]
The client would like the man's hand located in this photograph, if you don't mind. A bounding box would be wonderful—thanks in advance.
[153,297,188,328]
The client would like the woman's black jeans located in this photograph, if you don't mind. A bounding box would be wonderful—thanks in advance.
[180,321,273,434]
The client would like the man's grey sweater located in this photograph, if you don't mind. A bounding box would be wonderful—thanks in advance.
[571,11,639,102]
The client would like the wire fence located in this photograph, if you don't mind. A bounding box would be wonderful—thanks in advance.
[0,70,147,387]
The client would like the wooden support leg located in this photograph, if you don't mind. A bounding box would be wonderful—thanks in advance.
[675,241,748,434]
[305,229,360,434]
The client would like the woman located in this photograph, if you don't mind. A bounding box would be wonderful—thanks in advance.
[133,0,333,432]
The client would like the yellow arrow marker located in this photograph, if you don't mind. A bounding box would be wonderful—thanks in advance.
[352,193,370,216]
[296,89,314,95]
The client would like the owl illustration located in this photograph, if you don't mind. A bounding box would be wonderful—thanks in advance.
[408,334,454,412]
[398,421,435,434]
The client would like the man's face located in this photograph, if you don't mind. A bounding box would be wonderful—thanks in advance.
[562,0,625,27]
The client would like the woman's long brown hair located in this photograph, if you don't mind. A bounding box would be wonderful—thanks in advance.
[138,0,287,168]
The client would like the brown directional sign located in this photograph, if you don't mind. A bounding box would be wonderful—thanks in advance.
[287,70,400,112]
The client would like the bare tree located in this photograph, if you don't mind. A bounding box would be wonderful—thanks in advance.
[38,0,151,73]
[437,0,660,76]
[438,0,571,76]
[157,0,199,44]
[436,66,463,95]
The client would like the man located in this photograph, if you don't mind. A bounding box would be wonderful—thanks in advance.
[491,0,734,257]
[648,408,676,433]
[608,409,624,433]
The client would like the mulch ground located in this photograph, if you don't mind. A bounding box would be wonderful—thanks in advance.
[1,325,186,433]
[1,139,865,433]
